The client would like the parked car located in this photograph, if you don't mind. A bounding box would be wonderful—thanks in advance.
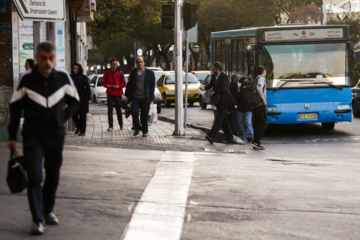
[89,74,107,104]
[199,73,212,109]
[147,67,164,72]
[157,72,201,107]
[122,73,162,113]
[191,70,210,83]
[352,79,360,118]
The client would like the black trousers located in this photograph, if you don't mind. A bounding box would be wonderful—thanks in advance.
[23,132,65,222]
[72,113,86,133]
[131,98,150,133]
[209,104,233,141]
[252,105,268,143]
[107,94,123,128]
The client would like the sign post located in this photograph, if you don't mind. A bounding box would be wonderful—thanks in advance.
[13,0,65,21]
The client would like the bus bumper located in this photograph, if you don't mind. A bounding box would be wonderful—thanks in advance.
[266,102,352,124]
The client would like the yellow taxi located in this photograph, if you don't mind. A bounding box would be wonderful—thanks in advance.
[156,72,201,107]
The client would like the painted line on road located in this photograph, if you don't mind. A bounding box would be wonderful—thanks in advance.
[122,151,195,240]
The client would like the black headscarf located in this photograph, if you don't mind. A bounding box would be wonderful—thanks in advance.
[26,59,34,69]
[71,62,85,81]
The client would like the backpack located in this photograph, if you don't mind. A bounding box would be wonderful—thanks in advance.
[243,76,262,108]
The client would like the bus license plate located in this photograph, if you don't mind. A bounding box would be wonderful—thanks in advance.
[298,113,318,119]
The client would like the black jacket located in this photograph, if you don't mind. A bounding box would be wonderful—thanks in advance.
[204,72,234,107]
[71,63,91,114]
[125,68,155,104]
[229,82,239,107]
[237,81,252,112]
[8,65,80,140]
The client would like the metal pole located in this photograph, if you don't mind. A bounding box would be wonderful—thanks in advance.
[33,22,41,62]
[323,0,327,24]
[174,0,184,135]
[184,31,189,128]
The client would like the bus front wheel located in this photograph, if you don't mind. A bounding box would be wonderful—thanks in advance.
[321,122,335,130]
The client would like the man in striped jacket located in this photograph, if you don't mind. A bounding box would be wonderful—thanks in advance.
[7,42,80,235]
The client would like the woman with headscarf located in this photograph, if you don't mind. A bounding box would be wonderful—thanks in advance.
[25,59,34,71]
[71,63,91,136]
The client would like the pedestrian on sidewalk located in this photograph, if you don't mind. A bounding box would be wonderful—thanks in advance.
[235,77,254,142]
[25,58,34,71]
[102,58,126,131]
[200,62,235,144]
[251,65,268,150]
[7,41,80,235]
[71,62,91,136]
[228,74,239,136]
[125,56,155,137]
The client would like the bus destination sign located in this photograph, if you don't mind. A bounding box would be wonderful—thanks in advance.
[264,28,344,41]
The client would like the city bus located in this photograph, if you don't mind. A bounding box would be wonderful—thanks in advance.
[210,25,352,129]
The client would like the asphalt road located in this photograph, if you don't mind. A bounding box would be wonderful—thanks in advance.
[1,103,360,239]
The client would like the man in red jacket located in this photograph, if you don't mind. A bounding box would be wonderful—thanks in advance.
[102,58,126,131]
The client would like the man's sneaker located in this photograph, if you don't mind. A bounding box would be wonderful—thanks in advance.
[45,212,59,225]
[142,133,148,137]
[134,129,140,136]
[205,135,214,144]
[30,222,45,235]
[247,137,253,143]
[107,127,113,131]
[74,129,80,135]
[78,132,85,136]
[251,141,265,150]
[120,126,123,130]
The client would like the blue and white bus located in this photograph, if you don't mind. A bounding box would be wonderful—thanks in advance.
[210,25,352,129]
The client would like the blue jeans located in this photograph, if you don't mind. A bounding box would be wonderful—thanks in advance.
[236,111,253,140]
[23,132,65,222]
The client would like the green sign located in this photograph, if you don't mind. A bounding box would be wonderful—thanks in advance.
[22,43,33,50]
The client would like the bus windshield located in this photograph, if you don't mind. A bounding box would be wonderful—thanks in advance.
[259,43,350,89]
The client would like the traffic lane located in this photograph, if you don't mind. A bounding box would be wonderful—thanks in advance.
[160,102,214,128]
[183,146,360,240]
[0,145,163,240]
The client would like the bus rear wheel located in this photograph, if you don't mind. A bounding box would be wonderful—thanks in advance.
[321,122,335,130]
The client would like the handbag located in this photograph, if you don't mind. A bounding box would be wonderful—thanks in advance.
[6,150,27,194]
[148,103,158,124]
[125,102,131,118]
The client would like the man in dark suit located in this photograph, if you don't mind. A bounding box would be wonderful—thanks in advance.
[200,62,235,143]
[125,56,155,137]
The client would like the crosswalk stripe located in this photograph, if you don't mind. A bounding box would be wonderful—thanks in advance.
[122,151,195,240]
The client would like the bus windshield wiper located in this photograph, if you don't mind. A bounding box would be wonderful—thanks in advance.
[312,81,343,90]
[273,80,302,92]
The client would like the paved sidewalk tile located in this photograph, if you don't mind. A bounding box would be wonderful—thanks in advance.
[67,114,202,145]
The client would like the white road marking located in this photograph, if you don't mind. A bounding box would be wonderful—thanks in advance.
[122,151,195,240]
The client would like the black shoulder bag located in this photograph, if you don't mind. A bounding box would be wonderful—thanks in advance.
[6,150,27,194]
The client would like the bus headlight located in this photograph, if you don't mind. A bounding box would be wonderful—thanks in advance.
[338,104,350,110]
[267,107,277,112]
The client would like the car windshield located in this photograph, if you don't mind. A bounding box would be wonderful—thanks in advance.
[154,72,165,82]
[259,43,350,88]
[165,74,199,84]
[195,73,208,81]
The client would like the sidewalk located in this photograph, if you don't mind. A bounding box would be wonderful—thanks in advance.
[67,113,203,144]
[65,113,247,153]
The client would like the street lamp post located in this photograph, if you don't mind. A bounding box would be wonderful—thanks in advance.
[193,44,200,70]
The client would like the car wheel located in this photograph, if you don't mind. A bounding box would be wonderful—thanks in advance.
[188,101,194,106]
[199,96,207,109]
[157,105,161,114]
[352,102,360,118]
[321,122,335,130]
[164,93,171,107]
